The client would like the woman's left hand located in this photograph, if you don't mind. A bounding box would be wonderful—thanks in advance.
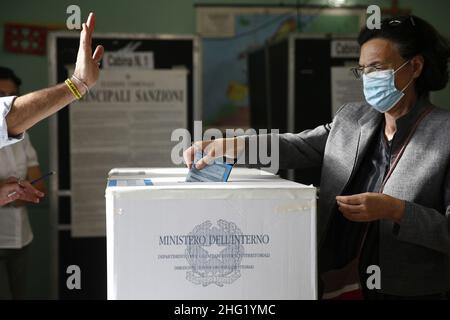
[336,192,405,223]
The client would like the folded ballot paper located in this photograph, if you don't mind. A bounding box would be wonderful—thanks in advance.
[105,168,317,300]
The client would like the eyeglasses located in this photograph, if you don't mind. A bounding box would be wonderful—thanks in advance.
[350,64,391,80]
[351,59,411,80]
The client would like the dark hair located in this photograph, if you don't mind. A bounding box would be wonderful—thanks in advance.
[0,66,22,88]
[358,15,450,96]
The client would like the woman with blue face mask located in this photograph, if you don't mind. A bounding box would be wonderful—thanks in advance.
[185,15,450,300]
[361,59,414,113]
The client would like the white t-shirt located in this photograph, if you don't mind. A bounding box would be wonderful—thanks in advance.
[0,96,24,149]
[0,133,39,248]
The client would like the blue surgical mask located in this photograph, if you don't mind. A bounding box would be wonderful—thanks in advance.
[363,60,413,113]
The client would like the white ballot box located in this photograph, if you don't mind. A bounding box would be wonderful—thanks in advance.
[106,168,317,300]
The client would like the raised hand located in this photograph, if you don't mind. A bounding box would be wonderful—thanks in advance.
[73,12,104,89]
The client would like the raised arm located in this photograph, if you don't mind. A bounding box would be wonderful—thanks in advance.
[6,12,104,136]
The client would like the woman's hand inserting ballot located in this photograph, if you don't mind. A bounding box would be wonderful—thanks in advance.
[0,177,45,207]
[183,137,245,170]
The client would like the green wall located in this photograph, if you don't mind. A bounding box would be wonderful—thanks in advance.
[1,0,449,299]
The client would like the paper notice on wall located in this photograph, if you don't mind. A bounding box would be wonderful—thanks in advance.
[331,66,365,116]
[196,8,235,37]
[70,69,188,237]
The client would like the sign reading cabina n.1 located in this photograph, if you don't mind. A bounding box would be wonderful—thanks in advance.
[102,51,154,69]
[331,40,360,58]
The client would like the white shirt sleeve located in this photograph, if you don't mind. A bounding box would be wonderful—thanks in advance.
[23,133,39,167]
[0,96,24,149]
